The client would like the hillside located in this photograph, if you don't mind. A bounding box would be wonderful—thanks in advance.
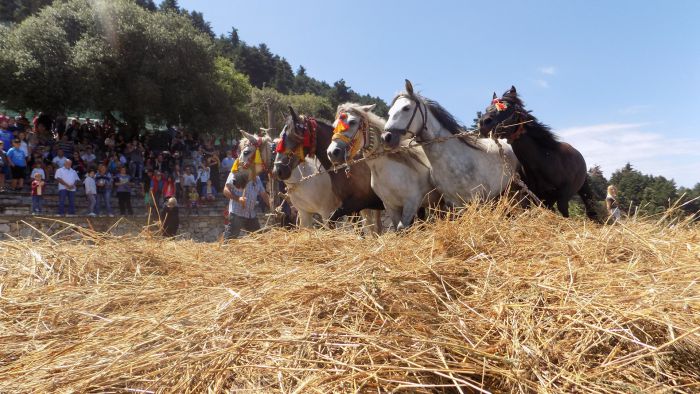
[1,203,699,392]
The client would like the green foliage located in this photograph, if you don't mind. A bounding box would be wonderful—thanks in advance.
[248,87,333,137]
[0,0,250,135]
[213,32,389,118]
[609,163,684,216]
[587,165,608,201]
[0,0,54,24]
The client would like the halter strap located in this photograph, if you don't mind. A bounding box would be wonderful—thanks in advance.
[332,112,368,160]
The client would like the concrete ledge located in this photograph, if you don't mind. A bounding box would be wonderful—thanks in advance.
[0,214,229,242]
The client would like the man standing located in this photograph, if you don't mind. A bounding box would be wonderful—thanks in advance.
[55,159,79,216]
[223,171,270,240]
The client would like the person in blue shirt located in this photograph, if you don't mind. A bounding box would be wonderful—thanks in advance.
[0,116,13,150]
[6,139,27,190]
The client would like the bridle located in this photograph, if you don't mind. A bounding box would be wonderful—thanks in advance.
[273,117,318,169]
[387,94,429,141]
[232,136,269,176]
[488,98,528,143]
[331,111,369,161]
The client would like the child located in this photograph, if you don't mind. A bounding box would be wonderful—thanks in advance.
[115,166,133,216]
[30,172,45,214]
[30,161,45,181]
[187,186,199,215]
[84,169,97,216]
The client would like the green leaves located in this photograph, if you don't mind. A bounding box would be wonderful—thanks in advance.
[0,0,251,135]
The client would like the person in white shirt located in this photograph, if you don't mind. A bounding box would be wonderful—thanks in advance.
[55,159,80,216]
[52,149,67,169]
[29,162,45,180]
[196,164,210,196]
[84,169,97,216]
[81,149,96,165]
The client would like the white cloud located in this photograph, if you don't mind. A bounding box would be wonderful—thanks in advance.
[558,123,700,187]
[534,79,550,88]
[539,66,556,75]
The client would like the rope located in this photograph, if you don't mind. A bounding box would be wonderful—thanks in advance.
[286,120,533,186]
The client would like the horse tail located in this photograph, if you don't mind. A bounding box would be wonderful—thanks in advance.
[578,178,600,221]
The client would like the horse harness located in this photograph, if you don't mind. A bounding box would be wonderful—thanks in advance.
[274,116,318,175]
[490,98,527,144]
[332,111,370,161]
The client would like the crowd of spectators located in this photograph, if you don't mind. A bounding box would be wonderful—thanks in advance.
[0,113,240,217]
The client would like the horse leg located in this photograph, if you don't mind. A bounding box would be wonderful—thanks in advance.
[556,198,570,218]
[374,210,383,235]
[329,207,350,224]
[578,179,600,221]
[360,209,379,236]
[398,199,421,231]
[298,210,314,229]
[543,199,556,211]
[386,206,403,231]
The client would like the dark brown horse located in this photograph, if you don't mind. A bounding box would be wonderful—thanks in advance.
[272,107,384,224]
[478,86,598,220]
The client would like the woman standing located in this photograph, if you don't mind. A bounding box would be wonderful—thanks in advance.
[606,185,621,222]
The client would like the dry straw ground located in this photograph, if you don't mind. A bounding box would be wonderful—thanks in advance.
[1,202,699,393]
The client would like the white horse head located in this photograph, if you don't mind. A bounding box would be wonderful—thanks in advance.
[327,103,384,165]
[235,130,272,176]
[382,79,439,149]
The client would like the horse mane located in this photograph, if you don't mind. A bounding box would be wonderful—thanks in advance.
[505,91,561,149]
[391,91,481,149]
[339,102,431,171]
[336,102,386,131]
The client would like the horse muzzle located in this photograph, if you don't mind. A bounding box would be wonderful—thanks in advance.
[381,130,402,149]
[326,142,348,165]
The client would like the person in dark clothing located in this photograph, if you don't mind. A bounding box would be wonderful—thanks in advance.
[162,197,180,237]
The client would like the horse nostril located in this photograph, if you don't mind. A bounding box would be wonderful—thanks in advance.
[383,133,392,143]
[483,118,492,126]
[332,148,341,158]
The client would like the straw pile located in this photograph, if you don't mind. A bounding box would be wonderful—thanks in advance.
[1,202,699,393]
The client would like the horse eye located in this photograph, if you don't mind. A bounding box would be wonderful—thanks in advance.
[349,120,357,126]
[402,105,411,112]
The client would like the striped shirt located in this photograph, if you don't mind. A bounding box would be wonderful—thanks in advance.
[226,173,264,219]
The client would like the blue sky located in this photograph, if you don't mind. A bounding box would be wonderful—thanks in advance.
[180,0,700,186]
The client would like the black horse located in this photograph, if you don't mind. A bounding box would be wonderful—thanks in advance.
[478,86,598,220]
[272,107,384,223]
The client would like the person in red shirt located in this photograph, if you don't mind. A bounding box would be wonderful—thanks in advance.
[31,172,45,214]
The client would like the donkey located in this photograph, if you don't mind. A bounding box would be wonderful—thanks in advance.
[327,103,441,230]
[272,107,384,234]
[382,80,518,207]
[478,86,598,219]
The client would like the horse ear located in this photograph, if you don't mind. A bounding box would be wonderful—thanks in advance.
[288,106,299,123]
[492,92,498,100]
[405,79,414,96]
[360,104,376,113]
[240,130,255,143]
[508,86,517,95]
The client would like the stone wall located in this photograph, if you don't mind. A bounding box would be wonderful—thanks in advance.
[0,214,230,242]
